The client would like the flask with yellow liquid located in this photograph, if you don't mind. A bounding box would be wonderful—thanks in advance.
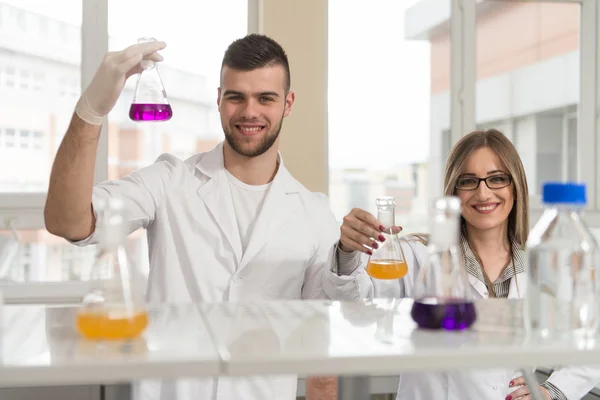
[76,197,148,341]
[366,196,408,280]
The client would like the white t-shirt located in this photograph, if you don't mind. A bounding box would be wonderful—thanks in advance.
[225,170,271,254]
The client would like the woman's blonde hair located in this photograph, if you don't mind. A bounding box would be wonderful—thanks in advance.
[443,129,529,247]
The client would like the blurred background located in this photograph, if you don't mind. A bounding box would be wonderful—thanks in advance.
[0,0,593,293]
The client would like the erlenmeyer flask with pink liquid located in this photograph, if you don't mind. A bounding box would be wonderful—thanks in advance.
[129,37,173,122]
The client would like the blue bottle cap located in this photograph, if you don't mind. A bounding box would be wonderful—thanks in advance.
[542,182,586,205]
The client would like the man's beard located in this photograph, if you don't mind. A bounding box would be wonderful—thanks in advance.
[224,115,284,158]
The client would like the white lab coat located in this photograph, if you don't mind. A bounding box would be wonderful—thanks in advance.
[73,142,357,400]
[324,236,600,400]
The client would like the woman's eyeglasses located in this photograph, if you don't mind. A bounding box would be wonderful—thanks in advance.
[455,174,512,191]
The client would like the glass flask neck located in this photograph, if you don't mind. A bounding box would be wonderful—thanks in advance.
[140,59,156,71]
[97,223,127,249]
[94,198,127,248]
[376,197,396,230]
[429,211,461,249]
[138,37,157,70]
[377,207,395,230]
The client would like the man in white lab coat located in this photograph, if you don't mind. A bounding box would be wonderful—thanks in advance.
[44,34,351,400]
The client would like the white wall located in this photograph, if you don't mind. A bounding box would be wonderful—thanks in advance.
[258,0,329,194]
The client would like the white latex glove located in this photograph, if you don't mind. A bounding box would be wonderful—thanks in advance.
[75,41,167,125]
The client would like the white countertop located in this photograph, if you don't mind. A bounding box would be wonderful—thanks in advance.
[0,304,220,387]
[1,298,599,387]
[208,298,600,376]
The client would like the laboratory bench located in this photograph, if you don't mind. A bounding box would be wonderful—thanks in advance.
[1,298,600,400]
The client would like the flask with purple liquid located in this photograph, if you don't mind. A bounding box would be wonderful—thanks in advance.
[129,37,173,122]
[410,196,476,330]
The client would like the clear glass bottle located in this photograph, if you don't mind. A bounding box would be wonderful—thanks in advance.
[526,182,598,339]
[76,198,148,340]
[411,196,476,330]
[129,37,173,122]
[366,196,408,280]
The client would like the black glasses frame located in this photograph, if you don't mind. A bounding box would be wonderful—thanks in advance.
[455,174,512,191]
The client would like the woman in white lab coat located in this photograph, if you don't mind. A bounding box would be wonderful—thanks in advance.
[332,129,600,400]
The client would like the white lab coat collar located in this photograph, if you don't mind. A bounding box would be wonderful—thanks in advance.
[461,236,526,300]
[194,142,303,272]
[193,142,300,192]
[468,271,526,299]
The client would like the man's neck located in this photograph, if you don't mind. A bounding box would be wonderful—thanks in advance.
[223,142,280,185]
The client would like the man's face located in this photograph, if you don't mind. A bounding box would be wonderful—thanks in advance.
[217,65,295,158]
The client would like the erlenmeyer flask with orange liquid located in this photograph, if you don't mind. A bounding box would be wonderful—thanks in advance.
[366,196,408,280]
[76,198,148,341]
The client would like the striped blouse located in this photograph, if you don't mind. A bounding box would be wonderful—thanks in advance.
[460,236,525,298]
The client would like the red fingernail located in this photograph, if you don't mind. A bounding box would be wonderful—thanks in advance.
[372,242,379,249]
[505,396,512,400]
[509,381,514,387]
[367,251,373,256]
[379,225,385,231]
[378,235,386,242]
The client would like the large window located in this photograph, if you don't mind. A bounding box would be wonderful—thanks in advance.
[476,1,581,202]
[0,0,81,193]
[107,0,246,179]
[0,0,86,285]
[328,0,435,233]
[0,0,248,287]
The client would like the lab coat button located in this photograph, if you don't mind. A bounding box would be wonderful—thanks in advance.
[232,276,240,283]
[493,385,497,390]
